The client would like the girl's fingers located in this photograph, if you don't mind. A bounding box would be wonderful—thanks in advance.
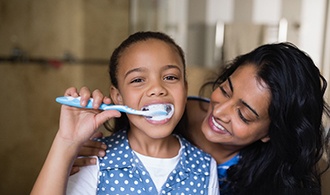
[92,89,105,109]
[79,87,92,107]
[103,96,112,105]
[64,87,79,97]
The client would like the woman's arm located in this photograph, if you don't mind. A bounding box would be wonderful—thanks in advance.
[31,87,120,195]
[70,132,107,175]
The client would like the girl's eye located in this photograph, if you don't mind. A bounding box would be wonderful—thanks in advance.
[164,75,178,81]
[130,78,144,83]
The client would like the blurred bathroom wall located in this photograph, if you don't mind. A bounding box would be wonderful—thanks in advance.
[0,0,129,194]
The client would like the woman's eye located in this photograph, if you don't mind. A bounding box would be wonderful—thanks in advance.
[238,109,250,124]
[219,86,229,97]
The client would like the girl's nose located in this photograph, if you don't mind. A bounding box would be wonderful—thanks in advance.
[147,81,167,97]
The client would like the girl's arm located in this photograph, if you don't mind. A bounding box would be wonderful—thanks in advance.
[31,87,120,195]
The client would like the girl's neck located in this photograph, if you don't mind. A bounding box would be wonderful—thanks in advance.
[127,130,180,158]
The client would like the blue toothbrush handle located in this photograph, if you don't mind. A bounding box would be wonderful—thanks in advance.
[55,96,168,117]
[55,96,111,109]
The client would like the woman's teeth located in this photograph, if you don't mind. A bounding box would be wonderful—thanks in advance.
[212,117,225,131]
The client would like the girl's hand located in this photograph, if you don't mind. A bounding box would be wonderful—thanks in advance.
[57,87,120,147]
[31,87,115,194]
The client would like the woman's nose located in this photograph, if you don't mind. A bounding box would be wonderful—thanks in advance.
[212,99,232,123]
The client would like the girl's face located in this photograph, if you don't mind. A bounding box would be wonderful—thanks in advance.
[201,64,271,150]
[111,39,187,139]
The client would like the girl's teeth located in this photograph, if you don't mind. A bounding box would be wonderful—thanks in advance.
[143,104,174,121]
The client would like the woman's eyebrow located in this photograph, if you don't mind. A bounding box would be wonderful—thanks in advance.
[230,76,259,118]
[228,77,234,92]
[241,100,259,118]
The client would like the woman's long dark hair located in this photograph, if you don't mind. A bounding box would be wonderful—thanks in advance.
[204,42,330,194]
[105,31,187,133]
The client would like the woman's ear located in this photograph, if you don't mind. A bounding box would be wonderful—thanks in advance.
[110,86,123,105]
[260,135,270,143]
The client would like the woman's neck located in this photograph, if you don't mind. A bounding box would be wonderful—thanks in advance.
[188,125,240,164]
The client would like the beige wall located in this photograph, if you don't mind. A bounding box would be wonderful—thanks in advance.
[0,0,129,194]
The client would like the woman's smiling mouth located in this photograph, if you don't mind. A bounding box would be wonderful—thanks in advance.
[209,116,230,134]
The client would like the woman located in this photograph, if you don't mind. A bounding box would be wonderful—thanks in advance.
[71,42,330,194]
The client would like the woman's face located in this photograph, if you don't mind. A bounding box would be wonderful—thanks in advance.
[201,64,271,150]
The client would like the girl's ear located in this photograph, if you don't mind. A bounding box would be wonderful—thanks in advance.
[110,86,123,105]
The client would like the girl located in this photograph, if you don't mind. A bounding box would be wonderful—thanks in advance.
[31,31,219,195]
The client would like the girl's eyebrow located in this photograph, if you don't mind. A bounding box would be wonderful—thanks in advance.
[124,64,182,79]
[124,67,145,78]
[162,64,182,72]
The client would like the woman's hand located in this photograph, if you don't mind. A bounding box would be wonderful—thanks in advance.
[70,132,107,175]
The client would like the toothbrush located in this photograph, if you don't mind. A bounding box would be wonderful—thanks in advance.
[55,96,169,117]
